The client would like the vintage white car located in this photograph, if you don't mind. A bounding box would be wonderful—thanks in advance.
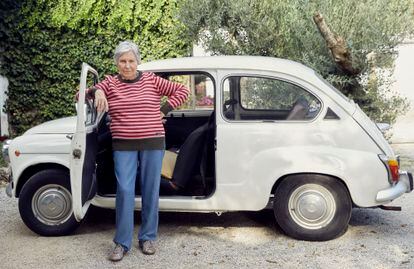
[4,56,413,241]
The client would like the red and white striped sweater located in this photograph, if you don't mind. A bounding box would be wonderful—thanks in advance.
[94,72,189,150]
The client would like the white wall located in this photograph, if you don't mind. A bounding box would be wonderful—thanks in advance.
[192,43,210,56]
[390,41,414,144]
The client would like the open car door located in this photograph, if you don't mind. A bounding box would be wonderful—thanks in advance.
[71,63,105,221]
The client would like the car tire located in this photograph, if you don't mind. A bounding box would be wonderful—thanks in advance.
[18,169,80,236]
[273,174,352,241]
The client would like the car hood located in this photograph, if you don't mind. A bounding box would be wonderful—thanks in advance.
[24,116,76,135]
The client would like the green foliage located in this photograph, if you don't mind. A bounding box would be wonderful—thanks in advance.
[178,0,414,123]
[0,0,189,136]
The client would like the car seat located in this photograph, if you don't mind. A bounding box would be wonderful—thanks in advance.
[286,97,309,120]
[160,112,215,195]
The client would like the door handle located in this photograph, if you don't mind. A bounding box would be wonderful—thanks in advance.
[66,134,73,140]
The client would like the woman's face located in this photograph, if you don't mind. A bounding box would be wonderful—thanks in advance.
[117,51,138,80]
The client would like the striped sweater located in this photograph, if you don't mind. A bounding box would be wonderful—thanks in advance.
[93,72,189,150]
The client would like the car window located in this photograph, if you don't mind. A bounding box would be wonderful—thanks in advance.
[85,73,98,126]
[167,74,214,111]
[222,76,321,121]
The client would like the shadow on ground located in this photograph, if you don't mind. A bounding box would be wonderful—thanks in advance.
[77,205,281,235]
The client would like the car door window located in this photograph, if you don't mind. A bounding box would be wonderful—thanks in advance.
[167,74,214,110]
[222,76,321,121]
[85,73,98,126]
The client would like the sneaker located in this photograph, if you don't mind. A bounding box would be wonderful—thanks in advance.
[139,240,156,255]
[108,244,126,262]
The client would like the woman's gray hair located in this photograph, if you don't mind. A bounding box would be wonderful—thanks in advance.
[114,41,141,64]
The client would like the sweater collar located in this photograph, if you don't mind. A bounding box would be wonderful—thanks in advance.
[117,71,142,83]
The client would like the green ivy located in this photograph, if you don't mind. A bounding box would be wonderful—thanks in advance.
[0,0,189,136]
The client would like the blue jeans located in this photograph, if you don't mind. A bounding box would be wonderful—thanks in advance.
[112,150,164,251]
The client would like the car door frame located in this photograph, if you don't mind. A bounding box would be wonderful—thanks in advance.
[70,62,104,221]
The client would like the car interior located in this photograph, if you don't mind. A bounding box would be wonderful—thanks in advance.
[94,72,216,198]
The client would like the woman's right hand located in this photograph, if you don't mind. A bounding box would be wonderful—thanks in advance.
[95,89,109,112]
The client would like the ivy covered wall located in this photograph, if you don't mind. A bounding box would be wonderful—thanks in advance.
[0,0,189,136]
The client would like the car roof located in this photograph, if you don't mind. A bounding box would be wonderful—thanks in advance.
[138,56,316,76]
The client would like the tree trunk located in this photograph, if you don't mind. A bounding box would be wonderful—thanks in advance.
[313,11,359,75]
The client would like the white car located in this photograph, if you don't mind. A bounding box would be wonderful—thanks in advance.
[4,56,413,241]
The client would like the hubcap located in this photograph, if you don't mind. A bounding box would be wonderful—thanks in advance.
[32,184,72,226]
[288,184,336,229]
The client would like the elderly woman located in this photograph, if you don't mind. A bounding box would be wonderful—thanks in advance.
[89,41,189,261]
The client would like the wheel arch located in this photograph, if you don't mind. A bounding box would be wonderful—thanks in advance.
[271,173,353,205]
[16,163,69,197]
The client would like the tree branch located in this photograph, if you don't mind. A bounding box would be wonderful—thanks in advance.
[313,11,359,75]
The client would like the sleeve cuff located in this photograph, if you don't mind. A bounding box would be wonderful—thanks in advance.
[160,102,174,115]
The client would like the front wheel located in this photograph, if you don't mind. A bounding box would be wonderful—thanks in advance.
[18,169,80,236]
[273,174,352,241]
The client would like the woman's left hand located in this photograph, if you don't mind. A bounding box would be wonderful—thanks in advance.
[95,89,109,113]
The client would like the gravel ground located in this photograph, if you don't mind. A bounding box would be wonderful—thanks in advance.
[1,145,414,269]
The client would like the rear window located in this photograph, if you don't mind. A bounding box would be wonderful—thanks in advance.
[223,76,321,121]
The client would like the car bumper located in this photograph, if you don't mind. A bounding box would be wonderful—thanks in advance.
[376,171,413,203]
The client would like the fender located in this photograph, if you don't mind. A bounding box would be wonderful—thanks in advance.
[248,146,390,208]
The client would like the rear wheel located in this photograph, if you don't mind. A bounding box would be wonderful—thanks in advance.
[18,169,80,236]
[273,174,352,241]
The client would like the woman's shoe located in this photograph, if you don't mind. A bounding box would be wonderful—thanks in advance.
[108,244,126,261]
[139,240,156,255]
